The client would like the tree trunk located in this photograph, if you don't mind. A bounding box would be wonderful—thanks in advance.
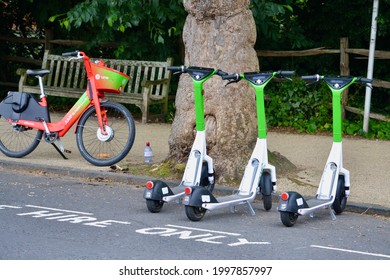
[168,0,259,183]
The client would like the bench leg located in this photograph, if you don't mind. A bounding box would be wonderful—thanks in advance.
[142,97,149,124]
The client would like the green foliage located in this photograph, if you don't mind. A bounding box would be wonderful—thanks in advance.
[266,79,332,133]
[48,0,186,61]
[266,80,390,140]
[251,0,311,49]
[342,119,390,140]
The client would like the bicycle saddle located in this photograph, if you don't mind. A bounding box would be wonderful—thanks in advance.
[26,69,51,76]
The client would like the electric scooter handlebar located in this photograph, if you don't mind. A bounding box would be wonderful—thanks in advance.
[301,74,322,82]
[167,65,186,74]
[276,70,296,77]
[356,77,373,85]
[167,66,228,79]
[222,70,296,86]
[302,74,373,86]
[221,73,241,81]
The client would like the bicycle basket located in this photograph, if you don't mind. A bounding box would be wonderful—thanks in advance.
[91,63,130,93]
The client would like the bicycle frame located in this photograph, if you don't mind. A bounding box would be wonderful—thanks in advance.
[8,51,129,138]
[14,91,91,137]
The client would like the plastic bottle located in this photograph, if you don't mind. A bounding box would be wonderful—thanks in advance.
[144,141,153,164]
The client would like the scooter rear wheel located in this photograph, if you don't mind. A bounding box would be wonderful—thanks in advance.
[185,205,206,221]
[280,211,298,227]
[146,199,164,213]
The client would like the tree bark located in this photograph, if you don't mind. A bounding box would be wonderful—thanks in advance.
[168,0,259,183]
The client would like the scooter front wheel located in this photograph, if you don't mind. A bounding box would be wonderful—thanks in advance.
[332,176,347,214]
[280,211,298,227]
[146,199,164,213]
[260,172,273,211]
[185,205,206,221]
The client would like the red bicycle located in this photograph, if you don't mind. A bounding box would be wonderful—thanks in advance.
[0,51,135,166]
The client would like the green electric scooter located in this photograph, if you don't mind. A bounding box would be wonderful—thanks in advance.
[143,66,226,213]
[277,74,372,227]
[182,70,295,221]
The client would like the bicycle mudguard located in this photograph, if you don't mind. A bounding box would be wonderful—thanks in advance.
[0,92,50,122]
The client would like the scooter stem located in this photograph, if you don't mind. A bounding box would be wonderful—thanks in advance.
[255,87,267,139]
[332,89,343,143]
[193,81,206,131]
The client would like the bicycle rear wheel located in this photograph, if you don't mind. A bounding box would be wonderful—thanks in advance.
[76,101,135,166]
[0,115,43,158]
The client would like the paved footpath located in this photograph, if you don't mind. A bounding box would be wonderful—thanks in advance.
[0,120,389,214]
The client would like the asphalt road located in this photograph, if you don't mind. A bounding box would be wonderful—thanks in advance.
[1,167,389,261]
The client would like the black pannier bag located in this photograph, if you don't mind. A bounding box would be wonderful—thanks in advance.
[0,91,50,122]
[11,91,30,113]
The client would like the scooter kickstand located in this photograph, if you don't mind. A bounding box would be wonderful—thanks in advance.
[327,206,337,221]
[246,201,256,216]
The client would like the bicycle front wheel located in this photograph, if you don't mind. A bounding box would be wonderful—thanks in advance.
[76,101,135,166]
[0,115,43,158]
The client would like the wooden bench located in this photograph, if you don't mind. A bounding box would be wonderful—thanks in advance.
[18,50,173,123]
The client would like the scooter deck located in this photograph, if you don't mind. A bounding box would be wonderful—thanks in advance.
[306,197,333,207]
[203,192,255,212]
[298,197,333,216]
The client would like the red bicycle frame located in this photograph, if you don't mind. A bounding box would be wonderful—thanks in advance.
[11,52,129,138]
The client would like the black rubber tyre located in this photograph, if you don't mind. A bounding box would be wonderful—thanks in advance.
[263,195,272,211]
[146,199,164,213]
[185,205,206,221]
[260,172,273,211]
[0,115,43,158]
[200,162,215,192]
[280,211,298,227]
[332,176,347,214]
[76,101,135,166]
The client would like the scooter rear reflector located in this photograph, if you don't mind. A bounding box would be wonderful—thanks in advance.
[146,181,154,189]
[184,187,192,195]
[280,192,289,201]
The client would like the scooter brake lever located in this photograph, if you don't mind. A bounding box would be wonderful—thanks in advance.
[305,81,317,86]
[173,71,182,75]
[225,80,239,87]
[365,83,373,89]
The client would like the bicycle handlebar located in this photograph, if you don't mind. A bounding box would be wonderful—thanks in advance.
[62,51,80,57]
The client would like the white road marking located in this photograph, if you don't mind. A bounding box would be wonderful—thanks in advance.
[25,205,93,215]
[166,224,241,236]
[311,245,390,259]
